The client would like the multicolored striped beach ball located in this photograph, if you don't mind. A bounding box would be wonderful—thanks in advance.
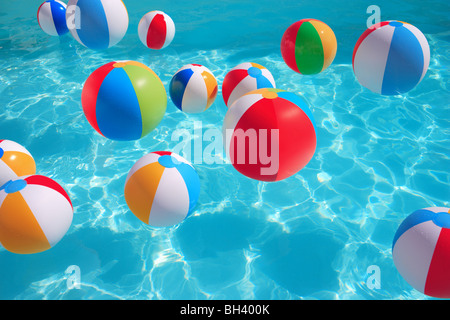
[0,140,36,187]
[223,88,316,182]
[0,175,73,254]
[138,11,175,50]
[124,151,200,228]
[352,21,430,95]
[281,19,337,75]
[393,207,450,298]
[169,64,218,113]
[222,62,276,108]
[81,60,167,141]
[66,0,129,50]
[37,0,69,36]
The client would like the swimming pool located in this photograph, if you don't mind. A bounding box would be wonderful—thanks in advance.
[0,0,449,300]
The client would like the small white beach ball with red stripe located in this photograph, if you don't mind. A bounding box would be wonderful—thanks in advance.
[393,207,450,298]
[0,175,73,254]
[138,11,175,50]
[0,140,36,187]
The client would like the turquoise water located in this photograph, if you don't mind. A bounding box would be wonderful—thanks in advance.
[0,0,449,300]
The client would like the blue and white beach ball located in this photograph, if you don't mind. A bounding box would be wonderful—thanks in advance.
[66,0,129,50]
[169,64,218,113]
[353,21,430,95]
[392,207,450,298]
[37,0,69,36]
[124,151,200,227]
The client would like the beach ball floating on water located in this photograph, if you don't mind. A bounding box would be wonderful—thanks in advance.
[124,151,200,228]
[37,0,69,36]
[0,140,36,187]
[392,207,450,298]
[138,10,175,50]
[66,0,128,50]
[223,88,316,182]
[281,19,337,75]
[222,62,276,108]
[81,60,167,141]
[169,64,218,113]
[0,175,73,254]
[353,21,430,95]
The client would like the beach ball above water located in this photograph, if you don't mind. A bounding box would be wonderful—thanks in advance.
[169,64,218,113]
[138,10,175,50]
[281,19,337,75]
[223,88,316,182]
[124,151,200,228]
[37,0,69,36]
[352,21,430,95]
[222,62,276,108]
[0,140,36,187]
[81,60,167,141]
[393,207,450,298]
[0,175,73,254]
[66,0,129,50]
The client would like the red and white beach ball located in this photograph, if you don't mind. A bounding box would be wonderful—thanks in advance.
[223,88,316,182]
[0,140,36,187]
[222,62,276,108]
[353,20,430,95]
[393,207,450,298]
[138,10,175,50]
[0,175,73,254]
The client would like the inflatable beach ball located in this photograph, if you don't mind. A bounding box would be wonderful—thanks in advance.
[138,11,175,50]
[222,62,276,108]
[169,64,218,113]
[0,140,36,187]
[223,88,316,182]
[37,0,69,36]
[66,0,128,50]
[81,60,167,141]
[0,175,73,254]
[281,19,337,75]
[353,21,430,95]
[124,151,200,227]
[393,207,450,298]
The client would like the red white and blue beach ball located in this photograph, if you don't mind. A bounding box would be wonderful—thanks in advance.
[222,62,276,108]
[138,11,175,50]
[169,64,218,113]
[392,207,450,298]
[353,21,430,95]
[37,0,69,36]
[66,0,129,50]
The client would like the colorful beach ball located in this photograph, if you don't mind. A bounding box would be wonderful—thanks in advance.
[138,11,175,50]
[392,207,450,299]
[0,175,73,254]
[281,19,337,75]
[169,64,218,113]
[353,21,430,95]
[124,151,200,227]
[37,0,69,36]
[223,88,316,182]
[0,140,36,188]
[222,62,276,108]
[66,0,128,50]
[81,60,167,141]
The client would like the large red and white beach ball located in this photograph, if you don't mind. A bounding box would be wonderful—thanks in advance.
[223,88,316,182]
[0,140,36,187]
[222,62,276,108]
[138,10,175,50]
[353,21,430,95]
[0,175,73,254]
[393,207,450,298]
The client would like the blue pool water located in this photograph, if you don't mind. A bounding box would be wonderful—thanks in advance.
[0,0,449,300]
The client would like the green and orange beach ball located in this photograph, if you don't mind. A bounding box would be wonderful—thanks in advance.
[281,19,337,75]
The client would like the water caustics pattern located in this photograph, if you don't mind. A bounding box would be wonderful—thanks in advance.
[0,0,449,300]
